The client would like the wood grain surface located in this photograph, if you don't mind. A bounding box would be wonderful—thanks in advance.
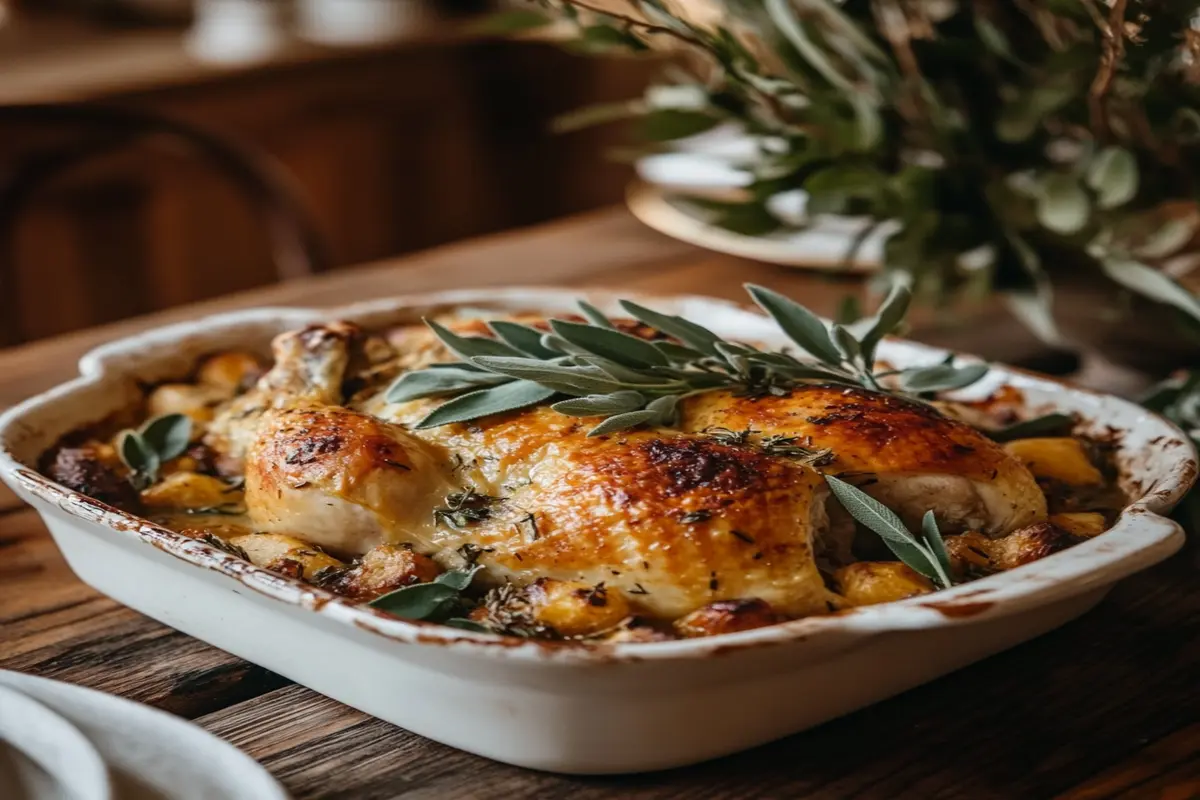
[1,208,1195,799]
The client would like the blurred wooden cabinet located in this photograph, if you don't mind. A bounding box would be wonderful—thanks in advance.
[3,36,656,342]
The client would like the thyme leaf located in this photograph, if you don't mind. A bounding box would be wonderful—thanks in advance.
[433,490,501,529]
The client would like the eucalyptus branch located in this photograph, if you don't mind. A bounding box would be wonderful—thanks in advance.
[1089,0,1128,140]
[553,0,705,48]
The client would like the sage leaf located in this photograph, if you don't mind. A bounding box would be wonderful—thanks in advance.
[488,321,559,359]
[139,413,192,462]
[415,381,557,428]
[549,319,670,368]
[985,412,1075,442]
[646,394,681,425]
[425,318,525,360]
[825,476,946,586]
[830,324,862,362]
[434,564,483,591]
[654,341,705,362]
[1036,173,1089,235]
[745,284,841,363]
[1100,257,1200,322]
[587,409,658,436]
[573,355,674,385]
[921,511,953,582]
[858,282,911,362]
[471,356,623,394]
[898,362,989,393]
[1086,147,1138,210]
[387,368,510,403]
[119,431,157,479]
[368,581,459,618]
[577,300,616,329]
[1135,217,1196,260]
[552,391,646,417]
[618,300,722,356]
[443,618,492,633]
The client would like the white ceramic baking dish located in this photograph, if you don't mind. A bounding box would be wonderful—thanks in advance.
[0,288,1195,775]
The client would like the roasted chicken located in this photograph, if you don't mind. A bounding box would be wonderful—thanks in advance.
[44,307,1115,641]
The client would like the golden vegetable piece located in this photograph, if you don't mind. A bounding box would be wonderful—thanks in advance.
[139,471,237,510]
[228,532,343,579]
[943,530,995,576]
[196,351,263,393]
[1003,438,1103,486]
[526,578,632,638]
[673,598,782,638]
[320,544,440,601]
[833,562,935,607]
[1049,512,1107,537]
[146,383,228,427]
[988,522,1074,570]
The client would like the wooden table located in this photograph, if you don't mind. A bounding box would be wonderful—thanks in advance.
[1,208,1196,799]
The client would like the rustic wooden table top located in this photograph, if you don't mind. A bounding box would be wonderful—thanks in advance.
[1,208,1195,800]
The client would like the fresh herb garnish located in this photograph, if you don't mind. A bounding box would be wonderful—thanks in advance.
[985,412,1076,442]
[456,542,495,565]
[368,564,485,625]
[432,490,501,528]
[196,532,249,561]
[476,582,554,638]
[759,434,836,466]
[117,413,193,490]
[703,426,835,466]
[385,283,988,435]
[825,476,954,590]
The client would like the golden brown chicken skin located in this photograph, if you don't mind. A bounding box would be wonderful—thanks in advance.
[680,387,1046,536]
[219,314,1052,630]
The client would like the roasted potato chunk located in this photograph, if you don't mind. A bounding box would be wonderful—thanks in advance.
[320,544,440,601]
[988,521,1074,569]
[229,532,343,579]
[1049,512,1107,537]
[140,471,238,510]
[196,351,264,394]
[944,530,996,577]
[1004,438,1103,486]
[673,599,782,638]
[525,578,632,637]
[147,383,229,428]
[833,562,935,607]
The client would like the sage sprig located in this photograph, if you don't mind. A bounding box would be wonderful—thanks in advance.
[385,283,989,435]
[117,413,193,491]
[825,475,954,590]
[367,564,490,632]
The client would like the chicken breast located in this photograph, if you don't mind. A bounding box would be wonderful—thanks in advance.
[680,387,1046,536]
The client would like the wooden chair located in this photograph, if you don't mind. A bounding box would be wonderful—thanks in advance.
[0,102,332,345]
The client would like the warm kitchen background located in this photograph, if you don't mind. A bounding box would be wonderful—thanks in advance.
[0,0,657,344]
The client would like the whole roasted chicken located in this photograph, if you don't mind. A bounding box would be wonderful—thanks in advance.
[209,314,1047,626]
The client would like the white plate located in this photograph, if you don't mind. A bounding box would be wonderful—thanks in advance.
[627,181,886,271]
[0,683,111,800]
[0,672,287,800]
[0,288,1194,774]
